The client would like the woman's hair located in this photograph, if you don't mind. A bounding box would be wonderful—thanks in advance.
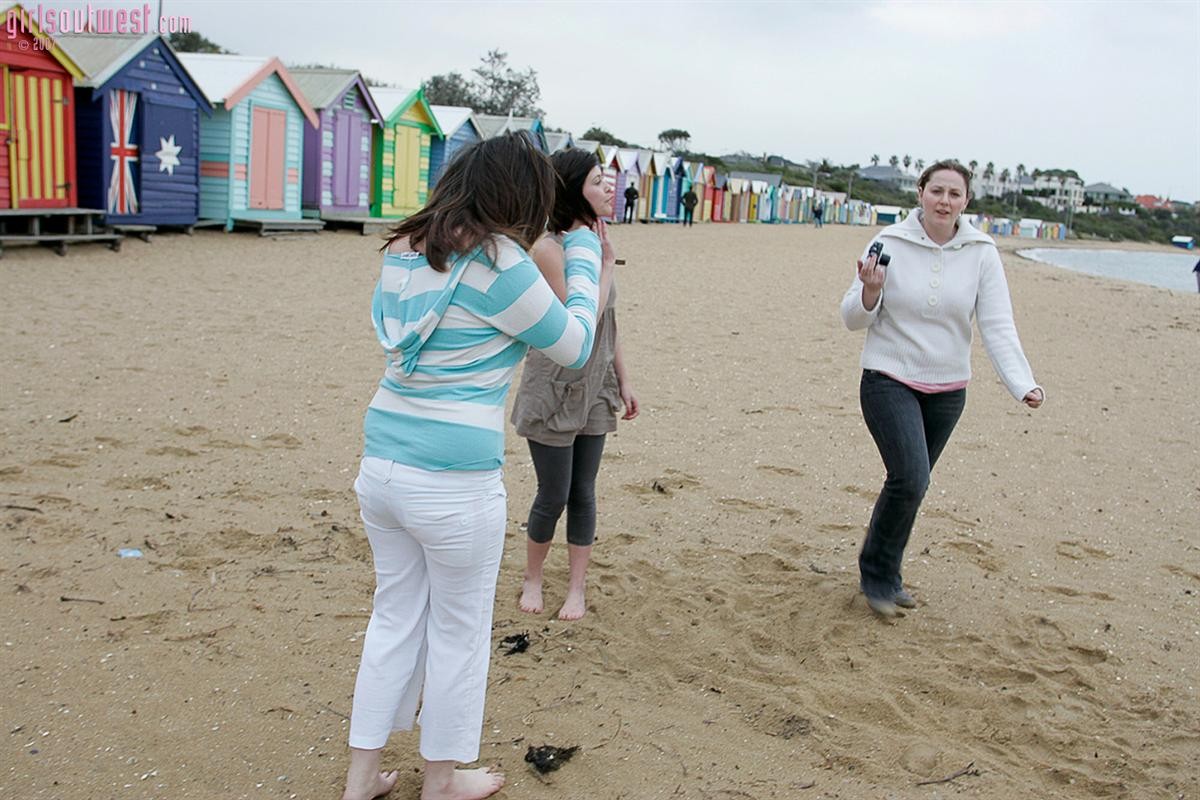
[917,159,973,195]
[548,149,601,233]
[382,132,555,271]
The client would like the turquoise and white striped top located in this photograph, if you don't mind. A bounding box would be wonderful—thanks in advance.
[363,229,601,471]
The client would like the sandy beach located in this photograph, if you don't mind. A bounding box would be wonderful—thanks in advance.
[2,223,1197,799]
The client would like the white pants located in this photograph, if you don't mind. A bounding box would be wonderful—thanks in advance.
[348,456,507,763]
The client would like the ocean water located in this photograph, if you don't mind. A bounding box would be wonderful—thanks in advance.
[1017,248,1199,292]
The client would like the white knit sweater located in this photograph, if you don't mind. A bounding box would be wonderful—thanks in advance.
[840,210,1040,401]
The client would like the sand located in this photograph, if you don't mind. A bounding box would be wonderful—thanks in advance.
[1,223,1197,800]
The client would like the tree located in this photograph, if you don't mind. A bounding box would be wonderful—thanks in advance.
[902,154,911,171]
[984,161,995,179]
[888,155,899,168]
[968,159,978,175]
[472,49,542,116]
[914,158,924,174]
[423,50,543,117]
[1000,167,1011,184]
[582,127,628,147]
[168,31,229,53]
[657,129,691,152]
[871,154,880,166]
[423,72,480,108]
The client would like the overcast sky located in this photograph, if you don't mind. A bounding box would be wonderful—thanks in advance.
[107,0,1200,199]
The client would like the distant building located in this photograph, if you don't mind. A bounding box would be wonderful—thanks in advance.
[1027,174,1085,212]
[856,165,916,193]
[1134,194,1174,211]
[1084,182,1131,204]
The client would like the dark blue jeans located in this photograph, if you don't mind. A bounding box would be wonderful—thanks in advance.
[858,370,966,598]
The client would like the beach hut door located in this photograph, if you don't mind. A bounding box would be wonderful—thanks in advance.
[142,100,196,215]
[107,90,140,216]
[392,125,420,211]
[332,110,361,207]
[10,70,72,209]
[250,107,286,210]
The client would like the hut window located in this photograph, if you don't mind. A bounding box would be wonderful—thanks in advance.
[343,93,357,111]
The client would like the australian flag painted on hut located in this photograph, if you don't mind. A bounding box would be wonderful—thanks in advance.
[57,33,211,227]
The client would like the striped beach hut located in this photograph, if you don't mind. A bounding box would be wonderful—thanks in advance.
[179,53,319,231]
[291,68,383,220]
[611,148,641,222]
[428,105,482,187]
[369,86,442,219]
[0,4,84,209]
[649,153,676,221]
[695,164,716,222]
[59,33,211,228]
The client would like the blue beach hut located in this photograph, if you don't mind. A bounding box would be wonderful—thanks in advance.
[58,33,211,229]
[178,53,321,232]
[428,105,482,187]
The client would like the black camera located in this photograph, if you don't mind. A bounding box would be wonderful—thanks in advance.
[867,241,891,267]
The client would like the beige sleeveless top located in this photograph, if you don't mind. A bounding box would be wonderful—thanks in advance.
[511,275,620,447]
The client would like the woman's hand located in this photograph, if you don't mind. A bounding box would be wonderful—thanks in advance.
[619,383,639,420]
[595,218,616,268]
[857,252,885,311]
[1023,388,1044,409]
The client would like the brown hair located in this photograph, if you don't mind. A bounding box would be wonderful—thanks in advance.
[917,159,972,195]
[548,149,601,233]
[382,132,555,271]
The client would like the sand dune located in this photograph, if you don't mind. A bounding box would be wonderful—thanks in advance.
[1,223,1196,799]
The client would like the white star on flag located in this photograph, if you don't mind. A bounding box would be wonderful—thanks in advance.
[155,135,182,175]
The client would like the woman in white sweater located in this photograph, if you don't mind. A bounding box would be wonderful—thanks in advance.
[840,160,1044,618]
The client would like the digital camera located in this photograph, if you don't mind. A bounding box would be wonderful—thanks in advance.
[867,241,891,267]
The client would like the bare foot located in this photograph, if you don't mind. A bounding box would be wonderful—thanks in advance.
[557,588,586,621]
[342,769,399,800]
[518,578,543,614]
[420,767,505,800]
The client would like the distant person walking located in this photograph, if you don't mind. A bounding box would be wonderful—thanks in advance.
[623,184,639,223]
[840,160,1043,619]
[681,188,698,227]
[812,199,824,228]
[1193,258,1199,293]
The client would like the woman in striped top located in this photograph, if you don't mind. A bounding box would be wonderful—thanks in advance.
[342,133,612,800]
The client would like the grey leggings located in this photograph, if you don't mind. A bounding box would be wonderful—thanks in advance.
[526,434,606,546]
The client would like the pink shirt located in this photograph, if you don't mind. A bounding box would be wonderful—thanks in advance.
[884,372,969,394]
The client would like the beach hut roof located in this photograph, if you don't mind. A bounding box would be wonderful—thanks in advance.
[371,86,443,137]
[600,145,621,166]
[1,3,85,77]
[179,53,318,128]
[545,131,574,153]
[56,33,212,111]
[574,138,600,153]
[616,149,641,173]
[730,171,782,187]
[429,105,482,139]
[291,68,384,123]
[651,153,670,175]
[636,150,653,173]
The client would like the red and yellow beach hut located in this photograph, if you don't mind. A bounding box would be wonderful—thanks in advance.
[0,4,84,208]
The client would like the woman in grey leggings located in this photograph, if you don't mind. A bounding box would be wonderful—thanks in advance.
[511,149,639,620]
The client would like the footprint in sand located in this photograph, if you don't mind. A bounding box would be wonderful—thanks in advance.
[1041,585,1115,601]
[944,538,1003,572]
[171,425,210,437]
[105,476,171,491]
[262,433,302,449]
[756,464,805,477]
[146,446,198,457]
[841,484,877,500]
[1056,540,1114,561]
[0,465,27,480]
[33,454,87,468]
[625,471,701,497]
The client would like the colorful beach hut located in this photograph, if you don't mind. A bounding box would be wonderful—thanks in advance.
[178,53,320,232]
[0,5,84,209]
[59,33,211,228]
[428,105,482,187]
[291,68,383,220]
[611,148,641,222]
[474,113,548,153]
[369,86,442,219]
[545,130,574,153]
